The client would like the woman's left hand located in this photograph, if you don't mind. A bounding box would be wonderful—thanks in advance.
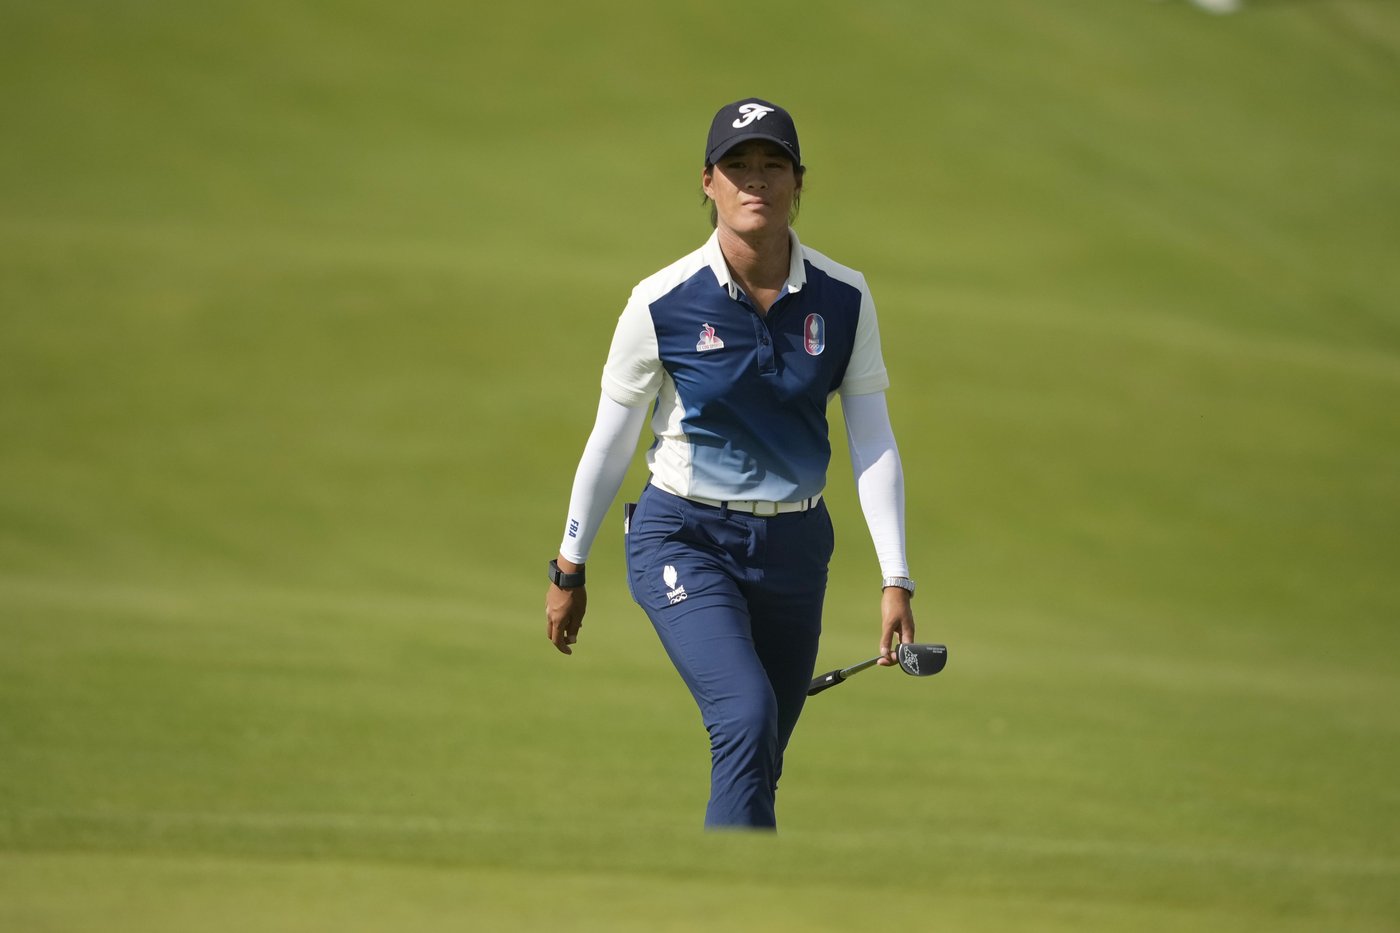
[877,586,916,665]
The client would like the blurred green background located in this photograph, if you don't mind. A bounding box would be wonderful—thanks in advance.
[2,1,1398,929]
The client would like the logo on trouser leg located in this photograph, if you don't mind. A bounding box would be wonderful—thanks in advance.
[663,565,688,604]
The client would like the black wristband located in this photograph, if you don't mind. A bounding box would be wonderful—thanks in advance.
[548,559,586,589]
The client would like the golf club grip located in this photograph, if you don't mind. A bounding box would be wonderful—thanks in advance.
[806,669,846,695]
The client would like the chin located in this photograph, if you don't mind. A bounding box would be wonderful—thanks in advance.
[729,215,782,236]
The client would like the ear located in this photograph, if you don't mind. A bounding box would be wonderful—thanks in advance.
[701,166,716,200]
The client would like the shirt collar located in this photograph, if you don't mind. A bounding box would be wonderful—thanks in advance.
[704,228,808,301]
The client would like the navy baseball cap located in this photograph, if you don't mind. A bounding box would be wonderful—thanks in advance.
[705,98,802,168]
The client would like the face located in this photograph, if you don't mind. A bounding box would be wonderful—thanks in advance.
[703,141,801,237]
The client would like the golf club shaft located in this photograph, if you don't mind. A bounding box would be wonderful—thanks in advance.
[806,655,883,695]
[841,656,883,678]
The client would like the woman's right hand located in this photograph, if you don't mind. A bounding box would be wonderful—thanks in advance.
[545,556,587,655]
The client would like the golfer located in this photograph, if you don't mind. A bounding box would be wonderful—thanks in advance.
[545,98,917,829]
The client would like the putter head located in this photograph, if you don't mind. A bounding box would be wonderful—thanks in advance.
[896,643,947,676]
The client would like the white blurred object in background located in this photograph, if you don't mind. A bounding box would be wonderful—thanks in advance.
[1152,0,1243,12]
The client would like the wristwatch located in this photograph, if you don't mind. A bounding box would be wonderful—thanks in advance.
[882,576,916,597]
[548,559,586,590]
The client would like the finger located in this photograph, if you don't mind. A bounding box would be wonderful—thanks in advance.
[546,615,570,654]
[557,612,583,651]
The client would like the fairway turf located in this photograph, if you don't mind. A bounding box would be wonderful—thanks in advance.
[3,1,1399,929]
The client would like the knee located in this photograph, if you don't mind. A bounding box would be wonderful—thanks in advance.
[708,690,779,755]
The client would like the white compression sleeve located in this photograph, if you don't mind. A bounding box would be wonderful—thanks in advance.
[558,392,649,564]
[841,391,910,578]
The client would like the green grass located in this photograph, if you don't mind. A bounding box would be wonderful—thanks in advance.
[2,0,1399,929]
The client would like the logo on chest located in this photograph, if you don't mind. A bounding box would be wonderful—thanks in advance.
[696,323,725,352]
[803,313,826,356]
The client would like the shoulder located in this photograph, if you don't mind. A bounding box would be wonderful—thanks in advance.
[628,244,713,306]
[798,242,869,293]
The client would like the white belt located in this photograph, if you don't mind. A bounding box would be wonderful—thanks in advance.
[654,481,821,516]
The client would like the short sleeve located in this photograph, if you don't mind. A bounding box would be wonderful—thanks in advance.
[838,276,891,397]
[600,292,663,407]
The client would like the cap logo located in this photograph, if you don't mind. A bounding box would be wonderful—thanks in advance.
[732,103,775,129]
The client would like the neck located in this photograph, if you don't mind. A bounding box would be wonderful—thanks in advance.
[716,224,791,292]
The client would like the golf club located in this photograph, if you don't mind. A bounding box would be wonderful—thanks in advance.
[807,642,947,696]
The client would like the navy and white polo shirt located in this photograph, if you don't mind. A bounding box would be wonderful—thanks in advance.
[601,229,889,503]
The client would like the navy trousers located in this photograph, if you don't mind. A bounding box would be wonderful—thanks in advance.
[626,484,834,829]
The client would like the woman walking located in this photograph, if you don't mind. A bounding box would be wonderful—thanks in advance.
[545,98,917,829]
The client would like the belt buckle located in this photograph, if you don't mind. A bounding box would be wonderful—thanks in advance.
[753,500,779,517]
